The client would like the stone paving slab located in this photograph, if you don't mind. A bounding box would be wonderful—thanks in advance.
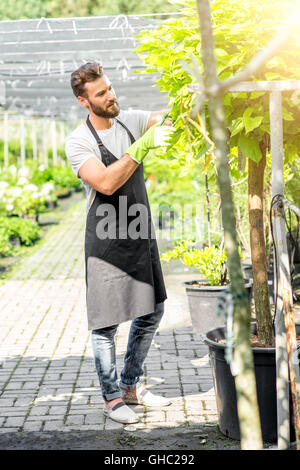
[0,194,221,449]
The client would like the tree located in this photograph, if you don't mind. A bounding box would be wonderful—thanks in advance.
[135,0,300,346]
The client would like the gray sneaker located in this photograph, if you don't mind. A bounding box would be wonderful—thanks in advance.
[121,386,172,407]
[103,402,139,424]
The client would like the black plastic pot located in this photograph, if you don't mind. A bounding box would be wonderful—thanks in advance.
[9,235,21,248]
[74,186,83,193]
[204,322,298,442]
[45,200,58,209]
[57,189,73,199]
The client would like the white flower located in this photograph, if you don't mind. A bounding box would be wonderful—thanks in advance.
[6,204,14,211]
[12,187,23,197]
[31,192,40,199]
[0,181,9,189]
[17,177,28,185]
[41,182,54,194]
[24,184,38,192]
[39,165,45,171]
[9,165,17,175]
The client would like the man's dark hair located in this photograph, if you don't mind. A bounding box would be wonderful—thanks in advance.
[70,62,104,98]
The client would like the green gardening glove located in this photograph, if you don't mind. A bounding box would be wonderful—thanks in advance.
[126,121,176,164]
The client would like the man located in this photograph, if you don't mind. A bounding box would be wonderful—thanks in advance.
[65,62,176,424]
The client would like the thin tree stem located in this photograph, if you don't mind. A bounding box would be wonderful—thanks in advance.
[196,0,263,450]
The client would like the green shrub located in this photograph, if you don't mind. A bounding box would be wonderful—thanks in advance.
[162,240,228,286]
[162,240,245,286]
[0,227,14,257]
[0,217,41,256]
[28,162,82,191]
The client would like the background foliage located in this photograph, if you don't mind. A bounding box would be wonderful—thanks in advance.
[0,0,177,21]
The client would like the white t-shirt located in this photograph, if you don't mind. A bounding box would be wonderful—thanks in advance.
[65,109,151,213]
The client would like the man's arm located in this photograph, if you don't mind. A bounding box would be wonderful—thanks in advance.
[78,111,174,196]
[78,154,138,196]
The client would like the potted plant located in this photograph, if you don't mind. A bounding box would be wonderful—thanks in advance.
[0,216,41,257]
[162,240,252,334]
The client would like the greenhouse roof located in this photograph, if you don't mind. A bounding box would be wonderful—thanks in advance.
[0,14,180,119]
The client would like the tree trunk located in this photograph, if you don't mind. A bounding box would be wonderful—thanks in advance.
[248,149,274,347]
[196,0,263,450]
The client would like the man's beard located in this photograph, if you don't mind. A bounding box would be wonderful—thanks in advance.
[88,99,120,118]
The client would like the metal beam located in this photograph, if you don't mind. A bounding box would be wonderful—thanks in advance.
[228,81,300,92]
[270,91,290,450]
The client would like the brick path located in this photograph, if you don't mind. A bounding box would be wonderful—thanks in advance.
[0,195,217,435]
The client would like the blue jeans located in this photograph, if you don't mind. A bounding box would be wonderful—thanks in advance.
[91,302,164,401]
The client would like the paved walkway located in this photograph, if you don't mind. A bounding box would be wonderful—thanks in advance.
[0,194,218,443]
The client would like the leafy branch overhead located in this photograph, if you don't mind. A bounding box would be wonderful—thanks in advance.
[135,0,300,169]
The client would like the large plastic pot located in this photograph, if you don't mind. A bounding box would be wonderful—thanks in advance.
[204,322,298,443]
[183,280,252,334]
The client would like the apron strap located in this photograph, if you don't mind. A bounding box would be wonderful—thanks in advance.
[115,118,135,145]
[86,115,136,166]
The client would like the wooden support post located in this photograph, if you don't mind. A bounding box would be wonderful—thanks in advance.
[51,120,58,166]
[38,120,43,165]
[43,119,48,167]
[59,121,65,166]
[31,119,37,160]
[20,115,26,167]
[3,112,9,168]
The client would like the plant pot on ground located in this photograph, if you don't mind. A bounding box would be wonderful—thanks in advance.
[56,187,73,199]
[8,235,21,248]
[45,200,58,209]
[204,321,299,443]
[162,241,252,333]
[183,280,252,334]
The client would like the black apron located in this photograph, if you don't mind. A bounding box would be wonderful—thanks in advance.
[84,115,167,330]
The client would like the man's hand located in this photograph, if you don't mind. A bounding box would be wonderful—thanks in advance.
[126,123,176,164]
[146,110,170,129]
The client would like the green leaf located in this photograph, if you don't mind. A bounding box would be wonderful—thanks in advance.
[282,108,294,121]
[223,94,232,106]
[243,108,263,134]
[229,117,244,137]
[215,48,229,57]
[238,134,262,163]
